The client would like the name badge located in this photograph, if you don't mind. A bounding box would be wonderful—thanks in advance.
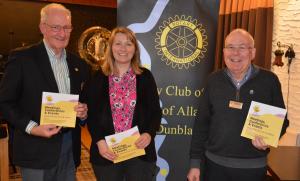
[229,100,243,109]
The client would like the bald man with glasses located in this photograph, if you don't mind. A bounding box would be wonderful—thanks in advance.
[187,29,289,181]
[0,3,89,181]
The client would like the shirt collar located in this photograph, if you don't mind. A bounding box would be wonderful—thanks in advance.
[112,67,135,78]
[226,65,252,81]
[225,64,253,89]
[43,39,66,61]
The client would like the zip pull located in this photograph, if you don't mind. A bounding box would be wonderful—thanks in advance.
[236,90,240,101]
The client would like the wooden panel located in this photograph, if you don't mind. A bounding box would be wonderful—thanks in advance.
[268,146,300,180]
[0,125,8,181]
[39,0,117,8]
[81,125,91,150]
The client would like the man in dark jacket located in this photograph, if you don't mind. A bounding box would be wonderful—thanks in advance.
[0,3,89,181]
[187,29,289,181]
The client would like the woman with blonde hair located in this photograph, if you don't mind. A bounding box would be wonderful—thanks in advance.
[82,27,162,181]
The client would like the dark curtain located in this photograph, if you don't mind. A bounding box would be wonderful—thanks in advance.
[214,0,274,70]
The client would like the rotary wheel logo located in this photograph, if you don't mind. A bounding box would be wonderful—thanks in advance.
[155,15,207,69]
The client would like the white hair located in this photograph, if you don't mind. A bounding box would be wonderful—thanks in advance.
[225,28,255,48]
[40,3,71,24]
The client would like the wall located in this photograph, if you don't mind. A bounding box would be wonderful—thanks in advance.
[0,0,116,73]
[273,0,300,145]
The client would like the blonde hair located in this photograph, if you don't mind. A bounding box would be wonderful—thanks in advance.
[102,27,143,76]
[40,3,71,24]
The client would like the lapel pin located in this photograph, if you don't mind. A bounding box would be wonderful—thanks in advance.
[75,68,79,72]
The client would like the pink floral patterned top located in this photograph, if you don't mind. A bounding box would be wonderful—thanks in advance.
[109,69,136,133]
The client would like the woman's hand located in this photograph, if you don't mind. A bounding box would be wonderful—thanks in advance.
[96,139,117,161]
[135,133,151,149]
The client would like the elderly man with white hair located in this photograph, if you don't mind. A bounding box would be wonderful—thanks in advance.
[187,29,289,181]
[0,3,89,181]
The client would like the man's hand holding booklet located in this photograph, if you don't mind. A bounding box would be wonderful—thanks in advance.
[241,101,287,147]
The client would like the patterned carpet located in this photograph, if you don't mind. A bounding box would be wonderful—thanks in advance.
[9,145,96,181]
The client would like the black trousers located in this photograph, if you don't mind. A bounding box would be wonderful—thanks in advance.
[92,158,156,181]
[203,158,267,181]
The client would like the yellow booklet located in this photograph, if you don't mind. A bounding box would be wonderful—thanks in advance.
[105,126,145,163]
[40,92,79,128]
[241,101,287,147]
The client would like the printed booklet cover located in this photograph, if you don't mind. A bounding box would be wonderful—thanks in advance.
[241,101,287,147]
[40,92,79,127]
[105,126,145,163]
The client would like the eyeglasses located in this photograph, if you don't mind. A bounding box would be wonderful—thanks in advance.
[224,45,253,53]
[44,23,73,33]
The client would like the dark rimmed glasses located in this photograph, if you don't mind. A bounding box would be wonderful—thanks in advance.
[224,45,253,53]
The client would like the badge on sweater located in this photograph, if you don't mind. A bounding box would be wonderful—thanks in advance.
[229,100,243,109]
